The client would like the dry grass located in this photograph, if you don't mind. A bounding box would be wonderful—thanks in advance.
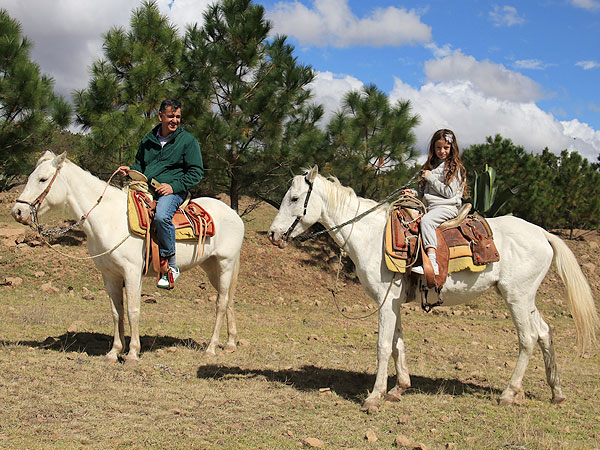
[1,193,599,449]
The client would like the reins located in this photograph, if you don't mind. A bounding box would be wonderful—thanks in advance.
[16,166,131,259]
[295,172,420,243]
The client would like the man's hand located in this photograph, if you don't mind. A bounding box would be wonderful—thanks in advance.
[155,183,174,196]
[117,166,130,177]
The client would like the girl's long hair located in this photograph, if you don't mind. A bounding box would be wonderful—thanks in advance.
[421,129,468,197]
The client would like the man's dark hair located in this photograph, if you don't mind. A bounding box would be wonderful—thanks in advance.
[159,98,181,113]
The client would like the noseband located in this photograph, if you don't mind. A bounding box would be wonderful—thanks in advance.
[282,175,313,241]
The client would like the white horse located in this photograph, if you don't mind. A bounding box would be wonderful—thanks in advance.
[12,151,244,362]
[268,166,599,411]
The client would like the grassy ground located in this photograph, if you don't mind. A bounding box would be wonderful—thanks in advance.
[1,191,599,449]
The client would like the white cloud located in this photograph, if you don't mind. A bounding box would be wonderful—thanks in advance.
[424,51,545,102]
[489,5,525,27]
[308,71,363,124]
[266,0,431,47]
[569,0,600,11]
[1,0,211,100]
[560,119,600,156]
[576,60,600,70]
[425,42,454,59]
[387,78,599,161]
[514,59,547,70]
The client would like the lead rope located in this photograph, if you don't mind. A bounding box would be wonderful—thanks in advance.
[30,168,131,260]
[329,202,397,320]
[38,233,130,260]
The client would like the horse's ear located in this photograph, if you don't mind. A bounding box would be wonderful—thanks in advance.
[307,165,318,182]
[51,152,67,169]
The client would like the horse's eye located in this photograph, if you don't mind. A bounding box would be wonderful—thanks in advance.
[39,177,48,183]
[291,196,299,203]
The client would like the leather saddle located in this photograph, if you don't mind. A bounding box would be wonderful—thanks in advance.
[385,202,500,289]
[127,189,215,277]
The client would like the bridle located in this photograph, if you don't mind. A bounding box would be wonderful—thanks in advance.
[15,166,61,212]
[15,164,121,237]
[14,166,62,235]
[282,175,313,242]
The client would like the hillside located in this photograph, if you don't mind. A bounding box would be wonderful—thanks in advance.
[1,188,599,449]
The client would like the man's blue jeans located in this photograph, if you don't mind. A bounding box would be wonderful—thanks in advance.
[155,192,185,258]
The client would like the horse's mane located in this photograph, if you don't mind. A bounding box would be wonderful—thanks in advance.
[56,155,125,196]
[316,174,379,216]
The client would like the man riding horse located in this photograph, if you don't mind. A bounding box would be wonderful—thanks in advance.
[118,98,204,289]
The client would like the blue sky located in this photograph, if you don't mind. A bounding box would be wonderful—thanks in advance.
[2,0,599,161]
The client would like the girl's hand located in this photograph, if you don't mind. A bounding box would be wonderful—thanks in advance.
[421,170,431,179]
[117,166,130,177]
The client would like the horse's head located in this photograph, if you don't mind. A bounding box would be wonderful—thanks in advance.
[12,151,68,225]
[268,165,322,248]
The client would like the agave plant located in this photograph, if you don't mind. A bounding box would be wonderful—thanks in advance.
[471,164,521,217]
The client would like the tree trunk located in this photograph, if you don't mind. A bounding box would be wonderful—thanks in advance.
[230,168,239,213]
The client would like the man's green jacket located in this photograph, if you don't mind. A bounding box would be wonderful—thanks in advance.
[130,124,204,194]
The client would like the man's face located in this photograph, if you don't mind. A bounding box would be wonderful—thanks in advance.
[158,106,181,136]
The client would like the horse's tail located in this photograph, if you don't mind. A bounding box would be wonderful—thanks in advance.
[544,230,599,353]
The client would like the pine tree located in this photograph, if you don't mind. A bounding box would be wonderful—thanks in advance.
[181,0,321,212]
[0,9,71,191]
[74,0,182,177]
[324,84,419,199]
[462,135,600,230]
[552,150,600,235]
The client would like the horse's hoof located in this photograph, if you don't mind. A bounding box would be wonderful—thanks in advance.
[105,354,119,364]
[361,397,381,414]
[224,344,236,353]
[124,357,139,367]
[205,348,217,357]
[385,386,406,402]
[551,395,566,405]
[498,397,513,406]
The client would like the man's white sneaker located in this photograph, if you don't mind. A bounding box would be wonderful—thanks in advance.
[157,267,180,289]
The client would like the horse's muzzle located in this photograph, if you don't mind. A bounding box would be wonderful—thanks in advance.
[268,230,288,249]
[11,203,31,225]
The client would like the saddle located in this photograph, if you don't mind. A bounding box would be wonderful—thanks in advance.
[127,188,215,280]
[384,202,500,290]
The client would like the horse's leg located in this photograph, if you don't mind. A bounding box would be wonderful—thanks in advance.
[362,298,397,412]
[103,274,125,363]
[224,258,240,353]
[499,298,537,405]
[123,270,143,365]
[533,308,566,403]
[386,299,411,401]
[202,258,236,356]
